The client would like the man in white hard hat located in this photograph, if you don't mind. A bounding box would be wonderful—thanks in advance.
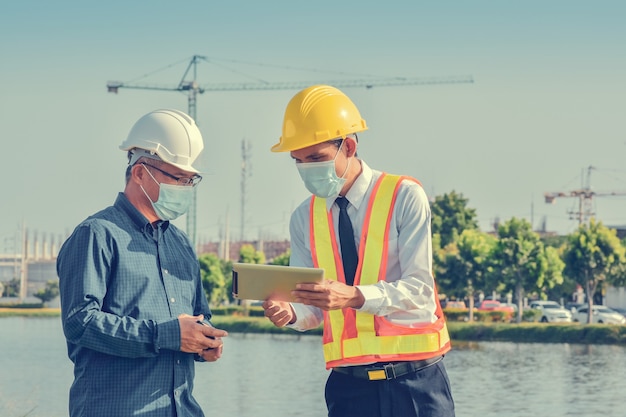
[263,86,455,417]
[57,109,227,417]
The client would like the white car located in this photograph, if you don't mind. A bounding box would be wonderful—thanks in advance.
[573,305,626,325]
[529,300,572,323]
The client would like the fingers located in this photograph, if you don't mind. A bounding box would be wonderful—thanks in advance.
[199,344,223,362]
[179,316,227,353]
[262,300,295,327]
[198,322,228,338]
[295,279,334,292]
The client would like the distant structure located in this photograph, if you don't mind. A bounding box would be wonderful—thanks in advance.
[0,225,64,302]
[107,54,473,247]
[199,239,290,263]
[544,165,626,226]
[240,138,252,241]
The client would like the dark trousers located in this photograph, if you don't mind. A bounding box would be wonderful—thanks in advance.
[325,360,455,417]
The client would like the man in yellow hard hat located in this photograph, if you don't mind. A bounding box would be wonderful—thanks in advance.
[57,109,228,417]
[264,86,455,417]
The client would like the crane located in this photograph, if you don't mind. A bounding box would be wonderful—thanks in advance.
[544,165,626,226]
[107,55,474,245]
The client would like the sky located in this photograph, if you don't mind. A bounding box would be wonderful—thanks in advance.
[1,1,626,253]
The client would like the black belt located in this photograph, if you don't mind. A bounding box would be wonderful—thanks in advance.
[332,356,443,381]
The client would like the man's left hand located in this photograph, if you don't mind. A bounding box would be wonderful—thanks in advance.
[198,339,223,362]
[292,280,365,310]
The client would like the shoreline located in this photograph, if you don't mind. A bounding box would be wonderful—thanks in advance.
[2,308,625,346]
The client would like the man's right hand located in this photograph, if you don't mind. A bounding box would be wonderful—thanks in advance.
[178,314,227,353]
[262,300,296,327]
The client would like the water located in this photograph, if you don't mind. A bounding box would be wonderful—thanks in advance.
[1,317,626,417]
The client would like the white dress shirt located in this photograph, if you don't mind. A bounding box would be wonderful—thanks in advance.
[287,160,438,331]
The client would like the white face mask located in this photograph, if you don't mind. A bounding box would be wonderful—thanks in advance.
[296,141,351,199]
[140,166,194,221]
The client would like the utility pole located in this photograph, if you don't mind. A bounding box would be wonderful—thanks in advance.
[240,138,252,242]
[19,220,26,301]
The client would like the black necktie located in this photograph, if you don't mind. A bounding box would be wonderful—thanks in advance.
[336,197,358,285]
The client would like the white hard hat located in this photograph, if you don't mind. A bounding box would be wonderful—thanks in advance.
[119,109,204,173]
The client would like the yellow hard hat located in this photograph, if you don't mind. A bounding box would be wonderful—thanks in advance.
[271,85,368,153]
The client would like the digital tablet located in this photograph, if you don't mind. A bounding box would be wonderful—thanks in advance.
[231,263,325,302]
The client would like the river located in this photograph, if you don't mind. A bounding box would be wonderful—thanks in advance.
[1,317,625,416]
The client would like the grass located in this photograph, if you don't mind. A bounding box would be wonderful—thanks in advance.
[3,307,625,345]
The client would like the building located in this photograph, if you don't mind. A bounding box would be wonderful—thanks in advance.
[198,239,290,263]
[0,231,62,302]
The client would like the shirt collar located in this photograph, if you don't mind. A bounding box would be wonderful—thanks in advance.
[325,159,372,211]
[114,192,169,233]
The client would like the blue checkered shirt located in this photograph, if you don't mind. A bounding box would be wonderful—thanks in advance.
[57,193,212,417]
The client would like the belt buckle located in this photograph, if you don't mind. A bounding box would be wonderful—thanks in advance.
[367,363,395,381]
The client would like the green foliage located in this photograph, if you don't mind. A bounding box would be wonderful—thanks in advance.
[211,305,266,317]
[442,308,471,322]
[490,218,564,322]
[540,246,565,290]
[447,322,626,345]
[270,249,290,266]
[2,278,20,297]
[563,219,626,322]
[198,253,229,306]
[430,191,478,249]
[191,192,626,321]
[0,302,45,310]
[472,310,513,323]
[33,280,59,306]
[211,315,323,335]
[239,244,266,264]
[542,234,568,249]
[436,229,496,320]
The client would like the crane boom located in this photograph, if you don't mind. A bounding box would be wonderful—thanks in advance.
[107,55,474,246]
[544,166,626,225]
[107,75,473,94]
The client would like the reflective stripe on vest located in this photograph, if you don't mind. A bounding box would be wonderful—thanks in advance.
[310,173,451,369]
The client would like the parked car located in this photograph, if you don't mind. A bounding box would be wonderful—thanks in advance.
[564,302,585,313]
[528,300,572,323]
[573,305,626,325]
[609,306,626,319]
[445,300,467,309]
[476,300,514,322]
[500,302,519,314]
[477,300,515,313]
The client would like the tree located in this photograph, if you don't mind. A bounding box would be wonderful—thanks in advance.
[538,246,566,299]
[491,217,559,323]
[270,249,290,266]
[237,244,266,314]
[198,253,228,306]
[238,244,266,265]
[436,229,496,321]
[563,219,626,323]
[430,191,478,249]
[3,277,20,297]
[33,279,59,306]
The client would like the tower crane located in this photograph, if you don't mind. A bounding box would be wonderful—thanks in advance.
[107,55,474,245]
[544,165,626,226]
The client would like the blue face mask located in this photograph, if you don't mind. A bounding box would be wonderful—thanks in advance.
[296,142,351,199]
[141,166,194,221]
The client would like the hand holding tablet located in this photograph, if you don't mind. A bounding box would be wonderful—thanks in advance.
[231,263,325,302]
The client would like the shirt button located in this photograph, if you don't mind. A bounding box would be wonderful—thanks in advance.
[170,297,176,303]
[163,269,169,274]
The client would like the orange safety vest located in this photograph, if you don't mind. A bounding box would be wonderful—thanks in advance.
[309,173,451,369]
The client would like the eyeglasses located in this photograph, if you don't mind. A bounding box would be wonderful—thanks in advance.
[141,163,202,187]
